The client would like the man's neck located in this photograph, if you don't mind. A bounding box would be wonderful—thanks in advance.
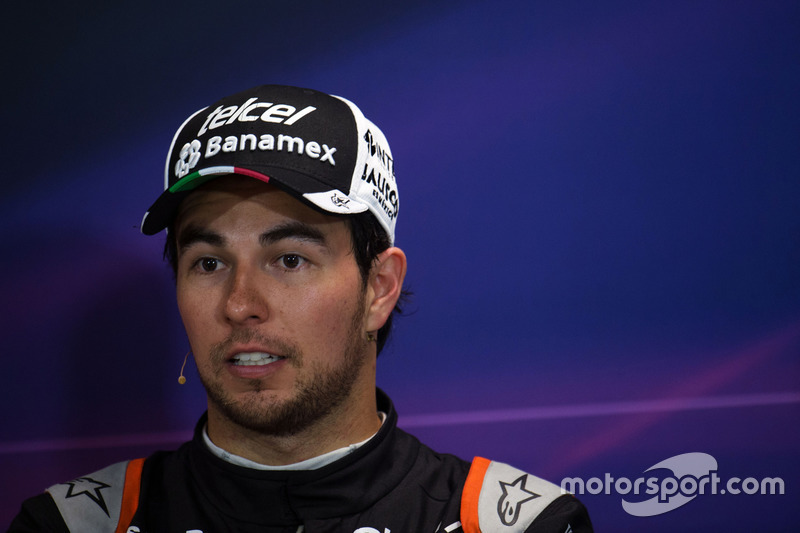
[204,411,387,470]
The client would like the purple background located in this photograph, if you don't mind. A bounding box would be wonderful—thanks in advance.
[3,1,799,530]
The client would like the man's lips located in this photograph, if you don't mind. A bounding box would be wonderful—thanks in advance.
[229,351,284,366]
[216,337,297,375]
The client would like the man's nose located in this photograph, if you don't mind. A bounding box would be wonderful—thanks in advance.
[224,265,269,325]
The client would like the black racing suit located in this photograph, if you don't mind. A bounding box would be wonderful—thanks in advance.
[9,390,592,532]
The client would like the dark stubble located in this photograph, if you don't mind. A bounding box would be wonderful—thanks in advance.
[198,298,369,437]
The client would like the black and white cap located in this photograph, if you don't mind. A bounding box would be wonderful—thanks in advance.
[141,85,398,243]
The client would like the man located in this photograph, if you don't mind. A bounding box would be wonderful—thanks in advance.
[10,85,592,532]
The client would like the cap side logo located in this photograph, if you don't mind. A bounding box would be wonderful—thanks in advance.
[359,129,398,222]
[331,193,350,209]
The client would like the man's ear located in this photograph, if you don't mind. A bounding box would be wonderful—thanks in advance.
[365,247,407,332]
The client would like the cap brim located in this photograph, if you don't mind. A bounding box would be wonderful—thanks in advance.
[140,166,368,235]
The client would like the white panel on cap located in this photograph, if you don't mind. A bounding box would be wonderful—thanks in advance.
[332,95,398,244]
[303,190,370,215]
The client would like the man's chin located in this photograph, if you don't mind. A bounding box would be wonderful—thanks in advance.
[207,386,321,437]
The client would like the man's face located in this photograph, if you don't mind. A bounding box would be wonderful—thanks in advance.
[174,176,374,437]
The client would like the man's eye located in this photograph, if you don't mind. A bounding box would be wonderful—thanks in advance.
[280,254,305,269]
[198,257,221,272]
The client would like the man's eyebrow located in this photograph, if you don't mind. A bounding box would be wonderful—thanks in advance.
[176,221,329,253]
[177,224,225,252]
[260,222,328,248]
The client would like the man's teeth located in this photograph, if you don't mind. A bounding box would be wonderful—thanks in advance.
[232,352,281,366]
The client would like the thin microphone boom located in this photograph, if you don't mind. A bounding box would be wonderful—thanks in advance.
[179,351,190,384]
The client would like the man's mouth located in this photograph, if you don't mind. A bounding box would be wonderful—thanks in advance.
[230,352,284,366]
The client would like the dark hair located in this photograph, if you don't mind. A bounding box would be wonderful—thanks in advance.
[345,211,406,355]
[163,210,405,356]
